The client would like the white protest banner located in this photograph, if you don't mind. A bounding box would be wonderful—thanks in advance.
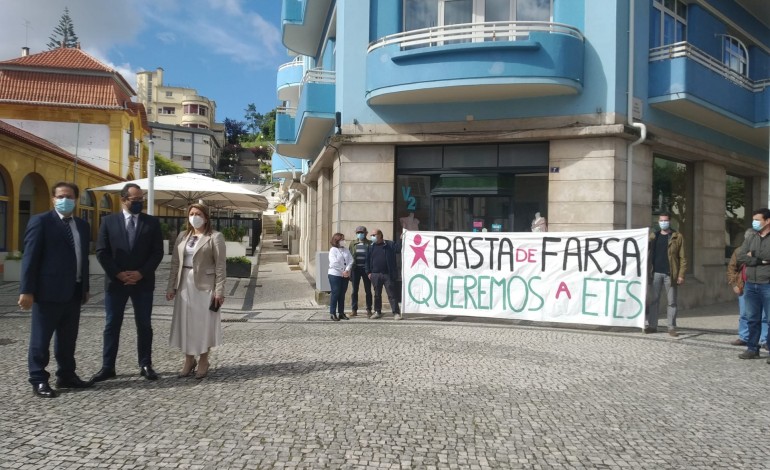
[402,229,648,328]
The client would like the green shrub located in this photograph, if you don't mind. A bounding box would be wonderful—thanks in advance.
[226,256,251,265]
[275,219,283,236]
[5,251,22,261]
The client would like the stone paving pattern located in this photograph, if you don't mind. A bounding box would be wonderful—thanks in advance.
[1,237,769,469]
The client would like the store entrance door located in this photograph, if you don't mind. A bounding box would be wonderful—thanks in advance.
[432,196,513,233]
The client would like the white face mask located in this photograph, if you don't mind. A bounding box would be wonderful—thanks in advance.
[189,215,205,229]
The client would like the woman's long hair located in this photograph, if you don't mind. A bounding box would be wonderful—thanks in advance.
[185,203,213,236]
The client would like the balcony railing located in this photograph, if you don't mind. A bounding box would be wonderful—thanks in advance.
[300,68,336,87]
[278,57,303,72]
[277,106,297,118]
[367,21,584,53]
[649,42,769,92]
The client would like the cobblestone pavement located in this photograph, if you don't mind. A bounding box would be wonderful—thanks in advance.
[1,243,769,469]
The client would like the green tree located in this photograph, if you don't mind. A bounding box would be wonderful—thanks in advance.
[259,109,276,142]
[244,103,263,137]
[154,154,186,176]
[47,7,79,50]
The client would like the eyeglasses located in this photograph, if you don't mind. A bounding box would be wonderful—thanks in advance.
[188,235,199,248]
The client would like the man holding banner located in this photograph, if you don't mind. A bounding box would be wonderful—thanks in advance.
[366,229,402,320]
[646,212,686,336]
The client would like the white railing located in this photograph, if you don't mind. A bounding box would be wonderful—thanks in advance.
[277,106,297,118]
[649,42,768,92]
[301,68,336,86]
[367,21,583,53]
[278,57,303,72]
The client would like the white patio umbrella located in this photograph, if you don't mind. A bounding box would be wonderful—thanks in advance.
[88,172,268,212]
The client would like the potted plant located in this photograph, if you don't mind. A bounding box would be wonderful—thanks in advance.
[2,251,22,281]
[222,226,247,257]
[160,222,171,254]
[226,256,252,278]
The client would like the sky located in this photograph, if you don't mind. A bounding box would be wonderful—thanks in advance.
[0,0,291,123]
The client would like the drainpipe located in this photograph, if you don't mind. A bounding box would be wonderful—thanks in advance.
[626,0,647,229]
[148,138,155,215]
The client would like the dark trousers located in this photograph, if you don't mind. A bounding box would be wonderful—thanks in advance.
[328,274,349,315]
[370,273,400,314]
[28,283,82,384]
[350,266,372,312]
[103,288,155,368]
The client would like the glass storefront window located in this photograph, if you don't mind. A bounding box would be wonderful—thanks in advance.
[652,155,692,271]
[725,174,751,258]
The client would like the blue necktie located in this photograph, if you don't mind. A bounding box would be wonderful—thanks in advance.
[127,215,136,248]
[62,217,76,251]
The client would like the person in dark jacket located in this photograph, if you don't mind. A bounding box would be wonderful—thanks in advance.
[646,212,687,336]
[736,208,770,360]
[365,229,402,320]
[347,225,373,317]
[19,182,93,398]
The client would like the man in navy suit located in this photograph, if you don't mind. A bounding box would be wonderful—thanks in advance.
[19,181,93,398]
[92,183,164,382]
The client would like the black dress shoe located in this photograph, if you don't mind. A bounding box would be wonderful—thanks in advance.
[56,375,93,389]
[140,366,158,380]
[330,314,339,321]
[90,368,116,383]
[32,382,58,398]
[339,313,350,320]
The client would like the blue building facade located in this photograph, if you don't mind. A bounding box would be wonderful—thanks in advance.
[277,0,770,308]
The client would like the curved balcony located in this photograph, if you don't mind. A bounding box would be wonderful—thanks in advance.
[649,42,770,147]
[366,21,584,105]
[282,0,333,56]
[181,113,209,127]
[277,58,303,103]
[275,69,336,159]
[272,153,304,180]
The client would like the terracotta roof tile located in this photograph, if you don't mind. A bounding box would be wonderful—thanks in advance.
[0,47,115,72]
[0,120,123,181]
[0,70,130,108]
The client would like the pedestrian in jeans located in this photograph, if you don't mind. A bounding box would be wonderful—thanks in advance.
[727,240,768,349]
[328,233,353,322]
[646,212,687,336]
[365,229,402,320]
[348,225,373,317]
[736,208,770,360]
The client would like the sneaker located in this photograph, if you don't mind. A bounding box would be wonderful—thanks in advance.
[668,329,678,338]
[731,339,748,346]
[762,343,769,352]
[370,312,382,319]
[394,314,402,321]
[739,350,760,359]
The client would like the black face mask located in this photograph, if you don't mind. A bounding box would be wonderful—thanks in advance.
[128,200,143,214]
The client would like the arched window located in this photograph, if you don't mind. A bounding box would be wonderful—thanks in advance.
[129,122,136,156]
[722,35,748,77]
[99,194,113,225]
[79,190,95,228]
[0,173,7,251]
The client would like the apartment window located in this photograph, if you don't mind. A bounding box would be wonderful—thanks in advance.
[165,91,173,97]
[161,107,175,115]
[725,174,752,258]
[722,35,748,77]
[652,155,693,271]
[181,156,192,161]
[79,191,95,232]
[652,0,687,48]
[404,0,551,32]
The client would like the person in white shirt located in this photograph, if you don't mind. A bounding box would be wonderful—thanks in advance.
[328,233,353,321]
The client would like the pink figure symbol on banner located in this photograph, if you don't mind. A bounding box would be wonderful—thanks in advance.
[410,234,429,268]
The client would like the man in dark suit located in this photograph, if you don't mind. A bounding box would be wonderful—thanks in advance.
[19,181,93,398]
[92,183,164,382]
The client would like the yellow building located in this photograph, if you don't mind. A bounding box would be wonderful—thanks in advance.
[0,45,151,254]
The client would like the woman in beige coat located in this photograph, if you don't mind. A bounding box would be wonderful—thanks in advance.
[166,203,226,379]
